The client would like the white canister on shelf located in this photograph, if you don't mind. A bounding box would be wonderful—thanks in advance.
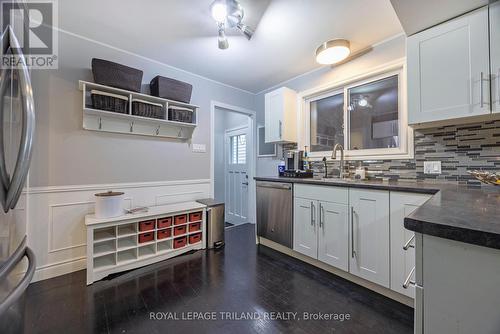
[94,191,125,218]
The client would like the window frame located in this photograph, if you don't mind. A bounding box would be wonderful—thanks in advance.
[299,60,413,161]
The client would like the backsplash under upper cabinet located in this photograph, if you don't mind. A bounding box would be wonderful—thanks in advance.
[309,120,500,186]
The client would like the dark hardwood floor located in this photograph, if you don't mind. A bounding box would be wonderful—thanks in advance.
[21,224,413,334]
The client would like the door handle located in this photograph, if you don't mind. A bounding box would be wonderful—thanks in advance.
[403,235,415,250]
[403,267,416,289]
[310,201,315,226]
[351,206,356,259]
[480,71,484,108]
[0,26,36,212]
[319,203,324,228]
[242,182,249,185]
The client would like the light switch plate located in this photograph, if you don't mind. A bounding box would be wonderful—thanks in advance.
[192,144,206,153]
[424,161,441,174]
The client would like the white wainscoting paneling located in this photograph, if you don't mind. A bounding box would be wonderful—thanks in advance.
[27,179,210,282]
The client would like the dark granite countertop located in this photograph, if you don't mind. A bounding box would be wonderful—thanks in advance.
[255,176,500,250]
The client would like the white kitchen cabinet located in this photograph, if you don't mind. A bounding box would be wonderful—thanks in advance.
[294,185,349,271]
[389,192,431,298]
[264,87,297,143]
[349,189,390,288]
[407,7,490,124]
[293,197,317,258]
[317,201,349,271]
[491,2,500,114]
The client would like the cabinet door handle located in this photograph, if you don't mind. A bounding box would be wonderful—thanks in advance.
[319,203,324,228]
[279,120,282,138]
[403,267,416,289]
[310,201,314,225]
[403,235,415,251]
[351,206,356,259]
[480,71,484,108]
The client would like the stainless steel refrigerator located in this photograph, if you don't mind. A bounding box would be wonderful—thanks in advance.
[0,25,36,333]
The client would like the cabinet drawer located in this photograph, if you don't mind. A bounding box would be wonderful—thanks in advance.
[173,225,187,236]
[138,220,155,232]
[294,184,348,204]
[189,211,202,222]
[157,217,172,229]
[174,214,187,225]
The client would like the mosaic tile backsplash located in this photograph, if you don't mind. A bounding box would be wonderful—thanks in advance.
[305,120,500,187]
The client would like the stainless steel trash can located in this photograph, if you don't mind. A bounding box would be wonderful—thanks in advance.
[196,199,225,249]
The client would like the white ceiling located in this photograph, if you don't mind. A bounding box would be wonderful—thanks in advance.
[59,0,403,93]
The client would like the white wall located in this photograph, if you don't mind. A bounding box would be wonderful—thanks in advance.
[213,107,248,203]
[255,35,406,176]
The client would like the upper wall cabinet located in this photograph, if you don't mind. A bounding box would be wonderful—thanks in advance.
[491,2,500,114]
[265,87,297,143]
[407,7,490,124]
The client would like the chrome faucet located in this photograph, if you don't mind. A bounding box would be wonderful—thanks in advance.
[331,144,344,179]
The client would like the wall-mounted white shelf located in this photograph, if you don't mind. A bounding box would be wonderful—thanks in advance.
[79,80,199,140]
[85,201,206,284]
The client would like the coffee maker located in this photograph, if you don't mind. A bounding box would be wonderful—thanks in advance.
[281,150,313,178]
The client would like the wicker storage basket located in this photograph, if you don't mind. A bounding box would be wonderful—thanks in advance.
[131,98,164,119]
[91,90,128,114]
[168,105,193,123]
[92,58,143,92]
[150,76,192,103]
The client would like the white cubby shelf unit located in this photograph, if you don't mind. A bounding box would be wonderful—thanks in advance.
[79,80,199,139]
[85,201,206,285]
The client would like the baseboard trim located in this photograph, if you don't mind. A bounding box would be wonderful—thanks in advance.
[258,237,414,308]
[31,256,87,283]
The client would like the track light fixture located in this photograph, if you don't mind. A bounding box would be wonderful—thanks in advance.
[210,0,255,49]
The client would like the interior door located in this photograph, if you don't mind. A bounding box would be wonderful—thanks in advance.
[491,1,500,113]
[349,189,390,288]
[225,127,249,225]
[293,197,317,258]
[318,201,349,271]
[407,7,490,123]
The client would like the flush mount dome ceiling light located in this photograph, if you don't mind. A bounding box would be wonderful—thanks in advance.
[315,39,351,65]
[210,0,255,50]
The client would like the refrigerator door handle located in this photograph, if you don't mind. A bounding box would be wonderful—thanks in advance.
[0,236,36,315]
[0,66,11,208]
[0,26,36,212]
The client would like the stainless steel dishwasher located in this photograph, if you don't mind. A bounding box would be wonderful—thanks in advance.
[256,181,293,248]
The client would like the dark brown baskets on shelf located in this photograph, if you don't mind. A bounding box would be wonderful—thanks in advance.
[131,98,165,119]
[92,58,143,92]
[150,76,192,103]
[90,90,128,114]
[168,105,193,123]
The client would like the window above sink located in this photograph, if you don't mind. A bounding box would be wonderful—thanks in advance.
[300,60,413,160]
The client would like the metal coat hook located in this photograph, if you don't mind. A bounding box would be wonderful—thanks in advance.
[98,117,102,130]
[178,129,183,138]
[156,125,160,135]
[130,121,134,132]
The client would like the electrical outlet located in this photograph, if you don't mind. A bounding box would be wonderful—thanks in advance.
[424,161,442,174]
[192,144,206,153]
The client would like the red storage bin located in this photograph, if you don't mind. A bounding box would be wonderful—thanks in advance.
[139,232,154,243]
[139,220,155,232]
[173,225,187,236]
[157,229,171,240]
[189,211,202,222]
[157,217,172,229]
[173,236,187,249]
[189,233,202,244]
[189,222,201,232]
[174,214,187,225]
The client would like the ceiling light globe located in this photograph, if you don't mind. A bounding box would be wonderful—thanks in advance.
[211,2,227,23]
[315,39,351,65]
